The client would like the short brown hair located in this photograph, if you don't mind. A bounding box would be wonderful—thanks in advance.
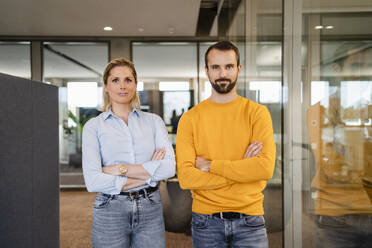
[205,41,240,68]
[102,58,140,111]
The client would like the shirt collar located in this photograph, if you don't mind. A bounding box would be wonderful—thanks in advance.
[103,107,141,121]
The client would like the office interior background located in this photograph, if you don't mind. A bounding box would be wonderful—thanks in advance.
[1,0,371,247]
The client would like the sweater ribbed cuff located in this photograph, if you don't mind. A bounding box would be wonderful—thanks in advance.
[210,160,226,177]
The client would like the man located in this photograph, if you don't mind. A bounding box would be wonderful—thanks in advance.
[307,42,372,248]
[176,41,276,247]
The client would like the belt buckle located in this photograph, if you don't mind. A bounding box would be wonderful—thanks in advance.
[129,191,140,198]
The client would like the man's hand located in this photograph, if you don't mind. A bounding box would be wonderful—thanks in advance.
[244,141,263,159]
[195,157,211,172]
[152,148,165,161]
[194,142,262,173]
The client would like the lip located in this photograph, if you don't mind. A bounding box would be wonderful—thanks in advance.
[216,79,231,83]
[118,93,128,96]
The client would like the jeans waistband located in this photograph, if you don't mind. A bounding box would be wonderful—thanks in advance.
[212,212,247,219]
[119,186,158,198]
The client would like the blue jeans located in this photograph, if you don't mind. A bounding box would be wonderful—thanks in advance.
[192,212,268,248]
[315,214,372,248]
[91,190,165,248]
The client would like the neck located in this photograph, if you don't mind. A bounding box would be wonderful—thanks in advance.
[209,88,238,103]
[111,103,133,119]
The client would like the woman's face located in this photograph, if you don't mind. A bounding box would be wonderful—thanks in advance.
[105,66,137,107]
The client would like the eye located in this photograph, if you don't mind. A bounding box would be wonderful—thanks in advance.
[125,78,132,83]
[112,78,119,83]
[226,64,234,70]
[211,65,219,70]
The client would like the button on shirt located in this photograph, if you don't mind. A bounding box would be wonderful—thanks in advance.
[82,108,176,195]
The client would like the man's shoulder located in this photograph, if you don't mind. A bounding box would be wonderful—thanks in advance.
[240,97,268,113]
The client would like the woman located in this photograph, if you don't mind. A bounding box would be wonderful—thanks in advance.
[82,58,176,248]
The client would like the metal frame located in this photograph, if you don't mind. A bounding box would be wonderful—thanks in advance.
[283,0,303,247]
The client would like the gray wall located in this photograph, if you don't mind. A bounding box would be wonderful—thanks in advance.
[0,73,59,248]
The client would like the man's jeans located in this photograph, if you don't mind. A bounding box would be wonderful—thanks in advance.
[91,190,165,248]
[315,214,372,248]
[192,212,268,248]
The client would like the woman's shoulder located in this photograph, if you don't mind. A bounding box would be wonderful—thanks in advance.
[140,111,163,122]
[83,112,106,130]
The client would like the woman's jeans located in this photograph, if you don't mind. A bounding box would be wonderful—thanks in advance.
[91,190,165,248]
[191,212,268,248]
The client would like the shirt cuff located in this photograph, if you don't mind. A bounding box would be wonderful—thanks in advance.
[114,175,127,194]
[142,160,161,187]
[210,160,226,177]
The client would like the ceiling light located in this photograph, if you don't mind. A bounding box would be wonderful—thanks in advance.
[325,25,334,29]
[103,27,113,31]
[314,26,323,30]
[138,27,145,32]
[168,27,176,34]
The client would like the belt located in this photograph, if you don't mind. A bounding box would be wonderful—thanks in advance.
[119,186,158,198]
[212,212,246,219]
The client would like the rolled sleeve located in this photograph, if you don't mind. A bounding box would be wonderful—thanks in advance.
[141,114,176,186]
[142,160,161,186]
[82,119,128,194]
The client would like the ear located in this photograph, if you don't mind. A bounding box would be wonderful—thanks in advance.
[237,64,242,74]
[204,66,208,76]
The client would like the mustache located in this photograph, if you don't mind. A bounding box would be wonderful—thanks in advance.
[215,78,231,83]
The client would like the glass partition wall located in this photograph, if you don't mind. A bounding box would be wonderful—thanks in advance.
[43,42,109,187]
[283,0,372,247]
[0,41,31,78]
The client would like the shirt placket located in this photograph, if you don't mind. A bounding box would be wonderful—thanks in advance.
[116,114,136,164]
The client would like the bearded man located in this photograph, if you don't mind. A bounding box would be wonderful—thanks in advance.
[176,41,276,248]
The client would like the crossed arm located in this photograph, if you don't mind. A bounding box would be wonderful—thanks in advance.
[176,107,276,190]
[82,115,175,194]
[102,149,166,190]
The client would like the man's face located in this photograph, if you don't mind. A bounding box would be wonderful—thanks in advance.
[205,49,241,94]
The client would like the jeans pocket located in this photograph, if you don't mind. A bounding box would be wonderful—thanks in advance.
[148,190,162,205]
[93,193,113,209]
[316,215,346,228]
[243,215,266,228]
[192,213,209,229]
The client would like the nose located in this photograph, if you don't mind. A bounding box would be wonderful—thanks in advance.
[219,68,227,78]
[119,80,126,89]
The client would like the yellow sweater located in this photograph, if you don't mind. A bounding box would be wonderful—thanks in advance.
[176,95,276,215]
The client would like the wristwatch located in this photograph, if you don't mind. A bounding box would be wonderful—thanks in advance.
[119,165,128,176]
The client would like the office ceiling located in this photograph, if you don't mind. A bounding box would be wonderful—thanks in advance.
[0,0,202,37]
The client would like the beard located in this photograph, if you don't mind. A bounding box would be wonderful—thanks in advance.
[210,77,237,94]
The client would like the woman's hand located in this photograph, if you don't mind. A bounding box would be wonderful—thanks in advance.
[152,148,165,161]
[122,178,146,191]
[243,141,263,158]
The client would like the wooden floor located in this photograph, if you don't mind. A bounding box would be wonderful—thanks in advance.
[60,190,283,248]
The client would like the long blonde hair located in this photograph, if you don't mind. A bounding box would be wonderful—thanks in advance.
[102,58,141,111]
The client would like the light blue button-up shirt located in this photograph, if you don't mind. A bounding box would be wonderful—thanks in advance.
[82,108,176,195]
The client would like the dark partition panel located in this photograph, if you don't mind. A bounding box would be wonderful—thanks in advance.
[0,73,59,248]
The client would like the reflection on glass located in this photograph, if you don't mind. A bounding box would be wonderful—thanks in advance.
[306,39,372,247]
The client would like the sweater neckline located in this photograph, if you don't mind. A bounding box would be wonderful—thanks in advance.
[206,95,242,107]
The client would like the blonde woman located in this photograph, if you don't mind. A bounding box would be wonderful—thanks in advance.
[82,58,175,248]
